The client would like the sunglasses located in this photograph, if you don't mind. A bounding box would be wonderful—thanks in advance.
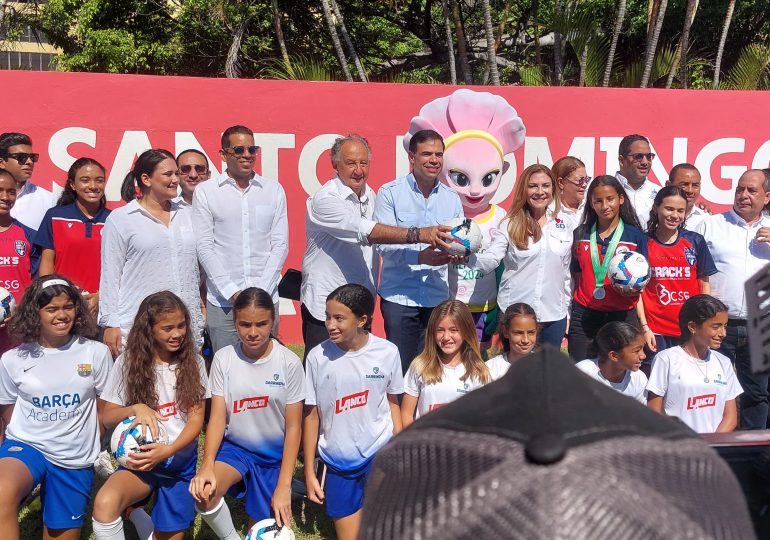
[179,164,207,175]
[625,152,656,162]
[223,145,259,156]
[566,175,592,187]
[2,152,39,164]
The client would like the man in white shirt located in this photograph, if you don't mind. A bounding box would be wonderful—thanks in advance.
[667,163,708,231]
[696,169,770,430]
[615,134,659,229]
[193,125,288,354]
[0,132,54,232]
[175,149,211,206]
[301,134,453,357]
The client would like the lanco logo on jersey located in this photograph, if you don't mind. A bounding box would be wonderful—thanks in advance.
[158,401,177,418]
[336,390,369,414]
[233,396,269,414]
[687,393,717,410]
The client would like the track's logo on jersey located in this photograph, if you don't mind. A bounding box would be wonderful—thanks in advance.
[14,241,26,257]
[335,390,368,414]
[366,367,385,380]
[158,401,177,418]
[684,247,697,266]
[77,363,92,377]
[687,393,716,410]
[233,396,269,413]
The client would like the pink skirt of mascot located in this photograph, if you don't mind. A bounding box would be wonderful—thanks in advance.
[404,89,526,351]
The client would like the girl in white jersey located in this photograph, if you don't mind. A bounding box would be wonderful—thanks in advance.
[486,303,539,380]
[304,284,404,540]
[401,300,490,427]
[0,275,111,540]
[92,291,208,540]
[576,322,648,404]
[191,288,304,539]
[647,295,742,433]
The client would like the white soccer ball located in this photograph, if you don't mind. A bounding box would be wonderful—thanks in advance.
[246,519,296,540]
[110,416,168,469]
[608,249,651,295]
[0,287,16,320]
[443,218,482,256]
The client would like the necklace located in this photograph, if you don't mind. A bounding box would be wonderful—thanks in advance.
[689,357,710,383]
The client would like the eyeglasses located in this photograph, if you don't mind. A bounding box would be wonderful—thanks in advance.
[625,152,656,162]
[2,152,39,164]
[179,164,207,175]
[566,175,592,187]
[223,145,259,156]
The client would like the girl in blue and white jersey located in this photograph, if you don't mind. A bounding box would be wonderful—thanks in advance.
[191,288,304,539]
[303,283,404,540]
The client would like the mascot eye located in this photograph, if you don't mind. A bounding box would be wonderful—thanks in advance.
[450,171,470,187]
[482,171,499,187]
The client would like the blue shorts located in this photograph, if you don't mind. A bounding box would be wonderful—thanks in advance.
[121,452,197,533]
[216,440,280,522]
[0,439,93,529]
[323,459,373,519]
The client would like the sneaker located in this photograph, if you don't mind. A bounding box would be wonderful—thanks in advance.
[94,449,115,479]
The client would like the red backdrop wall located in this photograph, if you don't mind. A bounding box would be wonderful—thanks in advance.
[5,71,770,343]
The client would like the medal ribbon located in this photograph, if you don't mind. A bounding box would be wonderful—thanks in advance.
[590,219,625,291]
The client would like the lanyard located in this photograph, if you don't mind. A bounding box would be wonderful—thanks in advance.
[590,220,624,295]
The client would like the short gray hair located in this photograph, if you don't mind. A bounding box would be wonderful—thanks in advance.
[331,134,371,165]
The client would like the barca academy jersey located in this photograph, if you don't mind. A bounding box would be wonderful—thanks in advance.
[641,230,717,337]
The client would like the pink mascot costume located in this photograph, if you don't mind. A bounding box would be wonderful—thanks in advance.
[404,89,526,350]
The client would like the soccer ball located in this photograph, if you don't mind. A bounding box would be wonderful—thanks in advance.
[110,416,168,468]
[608,249,651,295]
[443,218,482,256]
[246,519,295,540]
[0,287,15,320]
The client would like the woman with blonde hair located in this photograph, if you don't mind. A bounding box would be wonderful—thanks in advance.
[401,300,491,427]
[468,164,575,347]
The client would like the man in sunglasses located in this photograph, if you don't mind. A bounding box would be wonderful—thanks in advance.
[0,132,54,233]
[193,125,288,353]
[615,133,660,229]
[175,149,211,206]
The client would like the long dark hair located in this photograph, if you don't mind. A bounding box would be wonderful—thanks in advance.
[647,185,687,237]
[678,294,728,339]
[121,149,174,202]
[9,274,95,343]
[121,291,205,413]
[594,322,644,361]
[57,157,107,207]
[577,175,641,232]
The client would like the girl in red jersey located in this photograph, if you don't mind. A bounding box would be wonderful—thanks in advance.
[636,186,716,368]
[568,176,647,362]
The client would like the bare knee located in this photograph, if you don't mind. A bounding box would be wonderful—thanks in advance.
[196,493,223,513]
[92,486,123,523]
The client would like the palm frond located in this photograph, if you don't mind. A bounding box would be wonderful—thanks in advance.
[259,54,335,81]
[722,43,770,90]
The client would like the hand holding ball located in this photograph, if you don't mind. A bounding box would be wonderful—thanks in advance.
[608,250,651,296]
[246,519,295,540]
[0,287,16,321]
[110,416,169,469]
[441,218,482,257]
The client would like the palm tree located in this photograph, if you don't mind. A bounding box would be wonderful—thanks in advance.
[270,0,290,66]
[554,0,563,84]
[450,0,472,83]
[665,0,698,88]
[640,0,668,87]
[713,0,737,88]
[330,0,367,82]
[603,0,626,87]
[319,0,353,81]
[440,0,457,84]
[480,0,500,85]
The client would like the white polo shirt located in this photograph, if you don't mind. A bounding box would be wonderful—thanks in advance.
[616,172,660,229]
[684,205,708,232]
[696,209,770,319]
[193,172,289,306]
[11,180,54,232]
[301,177,378,321]
[98,200,203,345]
[469,210,573,322]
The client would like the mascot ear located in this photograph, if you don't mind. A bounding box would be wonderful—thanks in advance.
[494,117,526,154]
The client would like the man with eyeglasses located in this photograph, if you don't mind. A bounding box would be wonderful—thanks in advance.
[300,134,455,358]
[175,149,211,206]
[615,134,660,229]
[667,163,708,231]
[0,132,54,233]
[193,125,288,353]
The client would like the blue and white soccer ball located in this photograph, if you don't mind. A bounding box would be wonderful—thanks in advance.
[0,287,16,320]
[443,218,482,256]
[110,416,168,468]
[608,249,651,295]
[246,519,295,540]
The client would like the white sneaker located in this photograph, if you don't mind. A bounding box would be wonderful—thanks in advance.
[94,449,115,479]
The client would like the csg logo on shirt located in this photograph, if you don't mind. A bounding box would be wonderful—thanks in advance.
[335,390,368,414]
[158,401,177,418]
[687,393,717,410]
[233,396,269,414]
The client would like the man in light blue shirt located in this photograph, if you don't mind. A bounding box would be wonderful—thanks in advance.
[374,130,464,372]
